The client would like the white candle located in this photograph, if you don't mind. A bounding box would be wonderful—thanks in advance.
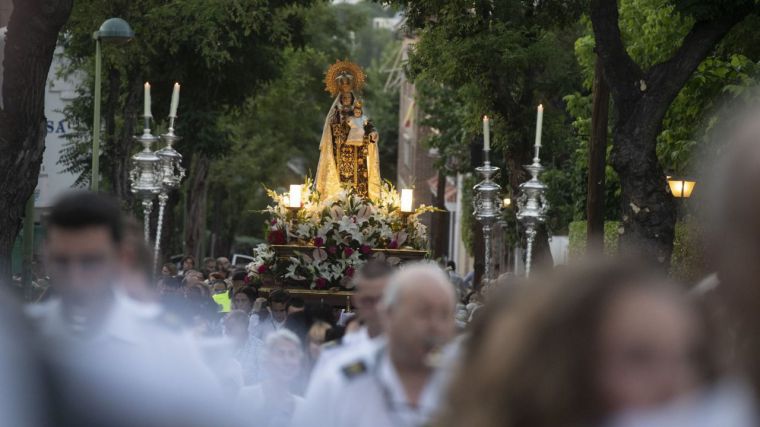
[144,82,152,118]
[534,104,543,147]
[483,115,490,151]
[169,82,180,118]
[400,189,414,213]
[289,185,302,208]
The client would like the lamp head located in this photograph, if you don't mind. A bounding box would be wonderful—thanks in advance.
[95,18,134,44]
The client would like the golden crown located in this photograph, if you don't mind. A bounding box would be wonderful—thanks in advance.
[324,59,366,97]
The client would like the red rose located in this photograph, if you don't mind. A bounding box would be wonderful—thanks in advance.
[315,278,328,289]
[257,264,268,274]
[344,247,354,257]
[388,240,398,249]
[360,245,372,255]
[314,237,325,247]
[345,267,355,278]
[327,246,338,255]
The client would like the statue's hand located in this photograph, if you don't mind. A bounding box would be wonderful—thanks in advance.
[369,131,379,143]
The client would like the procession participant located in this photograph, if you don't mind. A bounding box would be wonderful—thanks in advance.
[179,255,195,276]
[28,191,235,427]
[217,256,232,278]
[235,329,304,427]
[249,288,290,340]
[305,260,393,389]
[292,262,458,427]
[224,310,264,386]
[435,260,721,427]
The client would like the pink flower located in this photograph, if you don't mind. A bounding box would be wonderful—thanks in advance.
[344,247,354,257]
[270,219,277,226]
[345,267,355,278]
[360,245,372,255]
[315,278,328,289]
[388,240,399,249]
[257,264,268,274]
[314,237,325,247]
[267,229,286,244]
[327,246,338,255]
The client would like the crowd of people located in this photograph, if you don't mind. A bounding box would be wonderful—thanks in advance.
[6,111,760,426]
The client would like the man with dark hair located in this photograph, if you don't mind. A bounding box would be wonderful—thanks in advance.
[249,289,290,341]
[179,255,196,276]
[27,191,236,427]
[287,297,306,315]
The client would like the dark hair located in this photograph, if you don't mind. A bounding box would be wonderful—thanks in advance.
[162,263,178,275]
[269,289,290,304]
[447,261,456,270]
[211,279,227,289]
[287,297,305,310]
[182,256,195,265]
[234,286,258,303]
[356,260,393,281]
[231,268,248,281]
[161,276,183,290]
[47,191,123,244]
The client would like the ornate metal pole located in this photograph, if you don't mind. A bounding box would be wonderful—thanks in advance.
[473,145,502,285]
[130,116,162,246]
[153,117,185,272]
[516,137,548,277]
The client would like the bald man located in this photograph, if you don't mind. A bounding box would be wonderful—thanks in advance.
[292,262,458,427]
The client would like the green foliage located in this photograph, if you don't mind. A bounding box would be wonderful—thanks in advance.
[211,1,401,243]
[567,220,621,259]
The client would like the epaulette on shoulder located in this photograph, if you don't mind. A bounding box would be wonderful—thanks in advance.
[341,360,368,380]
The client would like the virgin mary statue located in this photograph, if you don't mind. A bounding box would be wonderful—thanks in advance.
[315,60,381,200]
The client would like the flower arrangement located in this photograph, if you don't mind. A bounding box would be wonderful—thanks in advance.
[246,178,435,290]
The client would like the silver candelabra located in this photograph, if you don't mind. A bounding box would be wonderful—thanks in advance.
[473,147,502,286]
[130,116,185,274]
[516,142,548,277]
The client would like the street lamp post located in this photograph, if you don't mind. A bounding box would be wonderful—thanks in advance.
[91,18,134,191]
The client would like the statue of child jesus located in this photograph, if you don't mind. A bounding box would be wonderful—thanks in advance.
[345,101,368,147]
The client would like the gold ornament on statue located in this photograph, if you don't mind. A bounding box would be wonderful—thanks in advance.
[324,59,366,96]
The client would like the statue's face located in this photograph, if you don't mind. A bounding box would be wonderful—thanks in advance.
[353,108,362,117]
[339,77,353,94]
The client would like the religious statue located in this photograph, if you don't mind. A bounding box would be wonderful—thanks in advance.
[316,60,381,200]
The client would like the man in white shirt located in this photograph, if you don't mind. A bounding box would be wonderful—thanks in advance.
[28,191,238,427]
[292,262,458,427]
[250,288,290,340]
[306,261,393,390]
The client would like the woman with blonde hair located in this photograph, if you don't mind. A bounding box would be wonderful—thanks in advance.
[435,260,721,427]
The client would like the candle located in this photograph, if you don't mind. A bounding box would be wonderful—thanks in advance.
[534,104,543,147]
[400,189,414,213]
[144,82,152,118]
[483,115,490,151]
[289,185,302,208]
[169,82,181,118]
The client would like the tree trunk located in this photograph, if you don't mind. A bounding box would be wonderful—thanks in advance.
[432,170,449,260]
[587,55,609,254]
[184,156,210,260]
[590,0,751,266]
[0,0,73,281]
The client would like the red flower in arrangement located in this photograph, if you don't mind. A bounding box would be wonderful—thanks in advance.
[388,240,399,249]
[344,247,354,257]
[270,219,277,226]
[314,237,325,247]
[345,267,355,278]
[267,229,287,244]
[360,245,372,255]
[257,264,268,274]
[327,246,338,255]
[315,278,328,289]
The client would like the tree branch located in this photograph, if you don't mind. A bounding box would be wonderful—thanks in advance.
[647,8,753,105]
[589,0,643,102]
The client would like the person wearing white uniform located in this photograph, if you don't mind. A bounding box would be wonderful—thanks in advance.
[292,262,458,427]
[306,261,393,391]
[28,191,239,427]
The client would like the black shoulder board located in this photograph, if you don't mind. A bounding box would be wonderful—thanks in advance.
[341,360,368,379]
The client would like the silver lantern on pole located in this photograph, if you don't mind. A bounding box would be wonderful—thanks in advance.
[130,115,162,244]
[153,118,185,272]
[516,106,549,277]
[473,116,502,286]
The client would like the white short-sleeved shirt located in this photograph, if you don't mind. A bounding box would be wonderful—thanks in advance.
[292,343,449,427]
[236,383,303,427]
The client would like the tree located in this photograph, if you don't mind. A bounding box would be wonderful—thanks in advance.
[0,0,74,280]
[589,0,757,265]
[60,0,313,260]
[388,0,584,271]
